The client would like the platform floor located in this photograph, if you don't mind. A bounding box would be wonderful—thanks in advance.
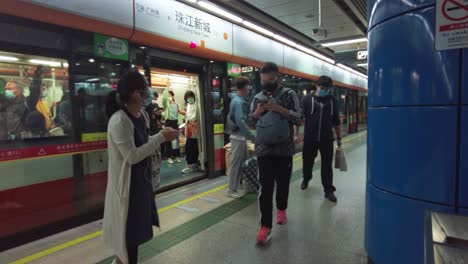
[1,132,367,264]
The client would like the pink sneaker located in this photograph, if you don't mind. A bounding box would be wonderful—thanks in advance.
[277,210,287,225]
[256,226,271,245]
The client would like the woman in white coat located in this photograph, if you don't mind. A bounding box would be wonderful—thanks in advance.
[103,71,178,264]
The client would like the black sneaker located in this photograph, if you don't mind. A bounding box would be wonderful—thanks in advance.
[301,180,309,190]
[325,192,337,203]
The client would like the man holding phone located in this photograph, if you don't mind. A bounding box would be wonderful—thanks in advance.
[249,62,301,245]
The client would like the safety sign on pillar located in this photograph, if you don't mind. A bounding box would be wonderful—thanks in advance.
[435,0,468,50]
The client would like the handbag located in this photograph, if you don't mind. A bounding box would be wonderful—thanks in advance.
[141,110,162,192]
[186,121,199,138]
[334,147,348,172]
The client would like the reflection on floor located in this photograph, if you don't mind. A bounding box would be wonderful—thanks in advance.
[160,158,205,187]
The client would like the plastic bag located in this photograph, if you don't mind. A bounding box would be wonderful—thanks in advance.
[334,147,348,172]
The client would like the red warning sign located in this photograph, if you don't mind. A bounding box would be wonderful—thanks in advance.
[442,0,468,21]
[436,0,468,50]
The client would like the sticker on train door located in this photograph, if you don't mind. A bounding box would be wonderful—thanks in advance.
[93,33,129,60]
[435,0,468,50]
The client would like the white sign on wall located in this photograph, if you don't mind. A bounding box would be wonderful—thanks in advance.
[435,0,468,50]
[135,0,233,54]
[23,0,134,28]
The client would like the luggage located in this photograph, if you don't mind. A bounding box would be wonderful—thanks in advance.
[334,147,348,172]
[241,156,260,192]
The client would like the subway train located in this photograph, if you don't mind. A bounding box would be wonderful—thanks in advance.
[0,0,367,250]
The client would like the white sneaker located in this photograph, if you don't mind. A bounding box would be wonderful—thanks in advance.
[181,167,193,174]
[226,190,242,199]
[176,158,183,163]
[168,158,174,164]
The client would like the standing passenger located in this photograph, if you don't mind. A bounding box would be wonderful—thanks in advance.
[103,71,178,264]
[249,62,301,244]
[226,76,255,198]
[181,90,201,174]
[162,88,183,164]
[301,75,341,203]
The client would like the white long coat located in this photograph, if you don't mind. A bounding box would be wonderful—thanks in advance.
[102,110,165,264]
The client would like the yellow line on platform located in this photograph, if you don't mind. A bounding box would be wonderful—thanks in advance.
[10,184,228,264]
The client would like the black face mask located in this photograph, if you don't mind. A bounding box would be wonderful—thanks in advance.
[261,82,278,93]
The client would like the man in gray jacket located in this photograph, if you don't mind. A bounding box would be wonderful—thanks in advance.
[226,76,255,198]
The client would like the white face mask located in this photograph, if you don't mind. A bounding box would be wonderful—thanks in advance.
[152,100,158,104]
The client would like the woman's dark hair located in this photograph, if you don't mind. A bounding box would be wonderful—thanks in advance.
[168,91,175,97]
[106,71,147,118]
[317,75,333,88]
[235,76,250,90]
[184,90,196,103]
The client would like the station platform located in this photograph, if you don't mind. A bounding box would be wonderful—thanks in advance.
[1,132,367,264]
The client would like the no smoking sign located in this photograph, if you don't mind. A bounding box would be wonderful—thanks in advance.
[435,0,468,50]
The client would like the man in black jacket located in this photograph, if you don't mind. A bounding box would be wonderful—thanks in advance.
[301,75,342,202]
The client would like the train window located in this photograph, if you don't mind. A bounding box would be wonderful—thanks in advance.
[0,51,69,142]
[73,58,125,134]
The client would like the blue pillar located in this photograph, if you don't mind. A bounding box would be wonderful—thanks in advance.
[366,1,467,263]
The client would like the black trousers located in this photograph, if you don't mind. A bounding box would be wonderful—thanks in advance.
[185,138,199,165]
[258,155,293,229]
[163,119,180,158]
[127,246,138,264]
[302,140,336,194]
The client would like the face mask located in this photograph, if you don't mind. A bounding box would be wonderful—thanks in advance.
[317,89,330,97]
[261,80,278,93]
[42,90,48,98]
[5,90,15,100]
[145,88,154,106]
[187,97,195,104]
[152,99,158,105]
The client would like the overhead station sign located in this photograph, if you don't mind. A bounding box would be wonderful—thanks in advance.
[135,0,233,54]
[435,0,468,50]
[335,49,368,65]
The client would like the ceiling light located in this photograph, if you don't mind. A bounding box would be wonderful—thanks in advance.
[89,58,95,63]
[62,62,69,68]
[295,44,335,64]
[273,34,296,47]
[198,1,243,23]
[337,63,368,79]
[29,59,61,67]
[0,55,19,62]
[321,38,368,47]
[357,63,368,67]
[242,21,274,36]
[186,0,197,2]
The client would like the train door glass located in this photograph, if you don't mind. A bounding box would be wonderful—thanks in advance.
[333,87,348,138]
[358,92,368,131]
[71,57,126,211]
[149,68,207,186]
[347,91,358,134]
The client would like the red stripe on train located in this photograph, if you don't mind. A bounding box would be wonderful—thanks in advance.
[0,171,108,237]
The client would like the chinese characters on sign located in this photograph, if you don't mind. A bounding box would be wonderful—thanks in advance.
[175,11,211,34]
